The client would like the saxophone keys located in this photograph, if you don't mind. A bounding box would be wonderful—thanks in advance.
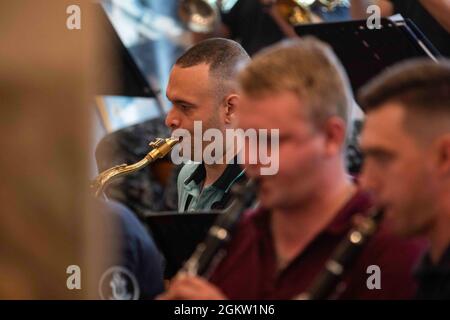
[149,138,164,149]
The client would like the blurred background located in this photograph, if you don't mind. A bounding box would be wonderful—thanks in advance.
[1,0,447,299]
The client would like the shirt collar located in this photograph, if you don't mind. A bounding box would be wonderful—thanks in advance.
[184,162,206,187]
[324,189,373,235]
[184,155,244,191]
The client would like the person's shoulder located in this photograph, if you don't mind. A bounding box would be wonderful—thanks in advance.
[353,223,428,298]
[106,200,137,224]
[234,206,269,236]
[357,216,429,270]
[369,222,428,259]
[105,201,152,243]
[97,200,165,299]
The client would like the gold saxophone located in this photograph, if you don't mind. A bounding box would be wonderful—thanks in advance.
[91,137,180,198]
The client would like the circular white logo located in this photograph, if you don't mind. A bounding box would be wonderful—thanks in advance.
[98,266,139,300]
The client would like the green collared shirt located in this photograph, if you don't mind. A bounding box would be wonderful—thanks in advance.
[177,160,246,212]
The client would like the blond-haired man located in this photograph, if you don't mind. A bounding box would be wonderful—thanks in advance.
[159,38,426,300]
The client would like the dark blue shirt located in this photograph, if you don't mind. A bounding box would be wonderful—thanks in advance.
[105,201,165,299]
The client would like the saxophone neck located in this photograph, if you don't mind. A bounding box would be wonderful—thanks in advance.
[91,137,179,198]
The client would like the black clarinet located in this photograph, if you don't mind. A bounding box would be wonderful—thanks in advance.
[180,179,256,278]
[296,207,385,300]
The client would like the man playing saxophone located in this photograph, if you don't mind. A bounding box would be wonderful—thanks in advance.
[165,38,251,212]
[158,38,426,299]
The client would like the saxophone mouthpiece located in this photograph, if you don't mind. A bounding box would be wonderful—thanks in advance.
[149,137,180,149]
[167,136,180,145]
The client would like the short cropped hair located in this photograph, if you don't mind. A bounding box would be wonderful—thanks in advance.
[358,59,450,115]
[238,37,353,128]
[176,38,250,98]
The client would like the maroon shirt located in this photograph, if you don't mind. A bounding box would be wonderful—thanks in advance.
[209,190,428,299]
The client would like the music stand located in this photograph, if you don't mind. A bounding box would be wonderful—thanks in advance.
[294,17,441,108]
[144,211,221,278]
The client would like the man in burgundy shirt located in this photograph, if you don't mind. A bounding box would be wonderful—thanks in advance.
[158,38,426,300]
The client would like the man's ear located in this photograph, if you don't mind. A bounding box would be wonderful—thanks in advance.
[435,134,450,176]
[224,93,239,125]
[323,116,347,157]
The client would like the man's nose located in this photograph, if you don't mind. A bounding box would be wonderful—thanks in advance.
[165,107,181,130]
